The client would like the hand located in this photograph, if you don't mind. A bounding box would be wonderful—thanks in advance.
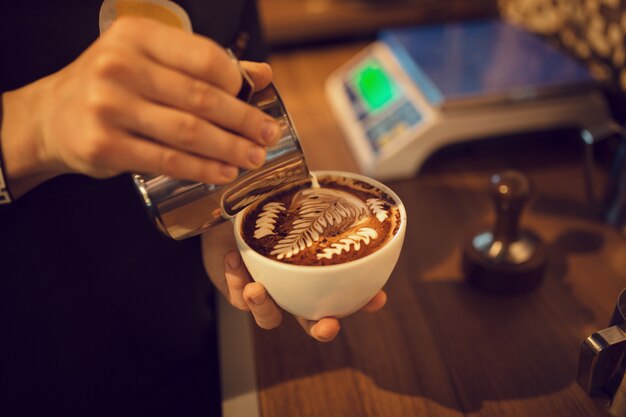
[1,16,280,197]
[201,223,388,342]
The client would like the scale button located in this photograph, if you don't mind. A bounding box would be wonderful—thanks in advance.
[397,101,422,126]
[378,122,407,148]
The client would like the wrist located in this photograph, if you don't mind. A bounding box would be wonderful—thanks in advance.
[0,99,13,204]
[1,81,58,198]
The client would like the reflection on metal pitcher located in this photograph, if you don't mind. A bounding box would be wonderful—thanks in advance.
[133,83,310,240]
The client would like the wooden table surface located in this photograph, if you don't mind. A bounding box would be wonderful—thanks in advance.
[247,42,626,417]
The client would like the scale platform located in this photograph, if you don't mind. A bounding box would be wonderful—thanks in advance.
[326,19,613,180]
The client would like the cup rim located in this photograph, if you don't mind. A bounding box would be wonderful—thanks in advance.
[234,170,407,271]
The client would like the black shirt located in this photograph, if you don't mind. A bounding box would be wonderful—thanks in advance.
[0,2,266,416]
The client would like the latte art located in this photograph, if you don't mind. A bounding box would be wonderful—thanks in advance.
[241,175,401,266]
[270,187,370,260]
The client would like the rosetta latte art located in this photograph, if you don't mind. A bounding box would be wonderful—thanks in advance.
[268,188,374,260]
[241,175,400,266]
[253,202,286,239]
[316,228,378,260]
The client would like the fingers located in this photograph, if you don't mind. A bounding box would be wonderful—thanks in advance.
[296,291,387,343]
[200,224,235,298]
[223,251,284,329]
[107,18,275,97]
[243,282,283,330]
[223,251,251,311]
[219,252,384,343]
[76,18,281,183]
[360,290,387,313]
[241,61,273,92]
[81,60,279,176]
[88,128,239,184]
[297,317,341,343]
[105,87,269,171]
[111,56,279,147]
[109,17,243,95]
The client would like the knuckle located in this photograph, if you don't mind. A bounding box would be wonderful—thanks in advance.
[229,278,247,292]
[197,44,218,73]
[84,85,113,118]
[158,149,183,176]
[92,51,128,80]
[197,44,240,94]
[239,107,259,134]
[176,115,202,147]
[188,80,218,111]
[257,314,282,330]
[81,129,113,165]
[220,132,240,156]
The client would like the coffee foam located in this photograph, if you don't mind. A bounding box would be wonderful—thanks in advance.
[241,175,401,266]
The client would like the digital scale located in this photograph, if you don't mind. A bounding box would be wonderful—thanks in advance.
[326,19,613,180]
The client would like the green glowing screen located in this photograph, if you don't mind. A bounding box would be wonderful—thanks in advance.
[352,60,397,111]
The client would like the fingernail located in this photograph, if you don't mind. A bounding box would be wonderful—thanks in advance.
[248,146,265,167]
[261,120,280,144]
[226,252,242,270]
[313,327,332,342]
[221,165,238,180]
[313,322,338,342]
[250,290,266,305]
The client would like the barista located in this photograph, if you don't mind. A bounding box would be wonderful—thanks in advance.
[0,1,385,415]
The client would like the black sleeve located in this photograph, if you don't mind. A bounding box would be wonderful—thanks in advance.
[235,0,270,62]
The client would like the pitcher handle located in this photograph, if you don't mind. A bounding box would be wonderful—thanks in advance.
[578,324,626,406]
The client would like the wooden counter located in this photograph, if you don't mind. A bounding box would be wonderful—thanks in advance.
[235,42,626,417]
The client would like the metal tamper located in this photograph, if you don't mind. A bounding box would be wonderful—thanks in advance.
[462,170,548,294]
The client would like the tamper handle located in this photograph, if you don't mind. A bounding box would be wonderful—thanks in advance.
[463,169,545,293]
[489,170,531,244]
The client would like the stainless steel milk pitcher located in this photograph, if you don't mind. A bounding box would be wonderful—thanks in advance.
[133,82,310,240]
[578,288,626,416]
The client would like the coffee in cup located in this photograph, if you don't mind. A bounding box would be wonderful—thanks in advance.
[240,173,402,266]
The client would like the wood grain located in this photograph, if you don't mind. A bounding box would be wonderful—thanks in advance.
[249,42,625,417]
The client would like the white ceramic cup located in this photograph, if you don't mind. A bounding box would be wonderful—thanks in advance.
[233,170,407,321]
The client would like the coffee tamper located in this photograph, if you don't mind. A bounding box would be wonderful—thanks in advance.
[462,170,547,294]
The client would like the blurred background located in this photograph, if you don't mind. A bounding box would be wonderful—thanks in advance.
[260,0,626,102]
[259,0,497,48]
[221,3,626,416]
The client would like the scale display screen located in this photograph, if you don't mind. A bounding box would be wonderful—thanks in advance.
[351,60,398,112]
[344,58,422,154]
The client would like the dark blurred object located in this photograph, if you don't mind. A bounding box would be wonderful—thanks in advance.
[499,0,626,117]
[500,0,626,235]
[578,287,626,416]
[581,122,626,235]
[462,170,547,294]
[259,0,498,48]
